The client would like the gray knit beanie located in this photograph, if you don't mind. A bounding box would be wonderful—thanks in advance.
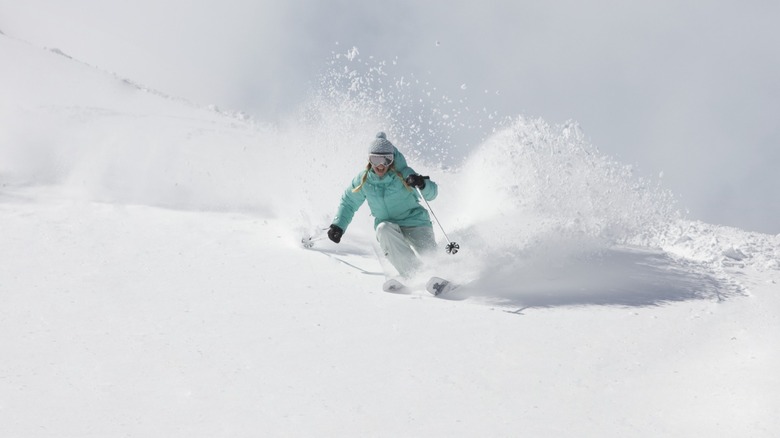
[369,132,395,155]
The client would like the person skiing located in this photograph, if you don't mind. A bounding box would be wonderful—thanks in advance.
[327,132,438,286]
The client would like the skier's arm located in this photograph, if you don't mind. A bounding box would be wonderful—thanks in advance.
[332,173,367,232]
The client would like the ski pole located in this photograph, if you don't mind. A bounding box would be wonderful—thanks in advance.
[415,187,459,254]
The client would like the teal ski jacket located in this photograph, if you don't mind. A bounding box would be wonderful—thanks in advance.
[333,151,438,231]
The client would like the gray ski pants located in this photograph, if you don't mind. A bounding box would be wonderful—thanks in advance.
[376,221,436,278]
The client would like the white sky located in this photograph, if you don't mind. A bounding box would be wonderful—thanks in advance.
[1,0,778,233]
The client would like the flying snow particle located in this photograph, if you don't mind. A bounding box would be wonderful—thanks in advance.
[346,47,359,61]
[460,84,467,90]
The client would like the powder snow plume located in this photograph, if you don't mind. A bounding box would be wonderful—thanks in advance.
[452,116,680,251]
[303,49,684,283]
[301,48,777,301]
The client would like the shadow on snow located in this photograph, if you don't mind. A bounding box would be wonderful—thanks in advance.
[446,246,741,309]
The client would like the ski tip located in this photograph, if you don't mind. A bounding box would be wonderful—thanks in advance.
[383,278,409,294]
[426,276,455,296]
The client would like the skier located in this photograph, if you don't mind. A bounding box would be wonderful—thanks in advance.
[327,132,438,289]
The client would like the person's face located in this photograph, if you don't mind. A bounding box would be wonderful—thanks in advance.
[369,154,393,178]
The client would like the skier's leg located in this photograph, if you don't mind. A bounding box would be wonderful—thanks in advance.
[376,222,421,277]
[401,225,437,257]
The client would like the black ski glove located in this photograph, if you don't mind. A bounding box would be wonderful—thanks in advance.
[405,174,427,189]
[327,224,344,244]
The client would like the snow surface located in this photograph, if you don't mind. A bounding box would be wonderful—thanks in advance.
[1,32,779,437]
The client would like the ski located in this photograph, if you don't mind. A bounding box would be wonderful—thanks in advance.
[382,278,408,294]
[381,277,458,296]
[426,276,457,296]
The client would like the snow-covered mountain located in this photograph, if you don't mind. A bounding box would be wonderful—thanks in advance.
[1,32,778,437]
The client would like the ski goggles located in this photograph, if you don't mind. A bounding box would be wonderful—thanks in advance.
[369,154,394,167]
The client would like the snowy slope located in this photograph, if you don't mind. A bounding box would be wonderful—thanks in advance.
[1,32,779,437]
